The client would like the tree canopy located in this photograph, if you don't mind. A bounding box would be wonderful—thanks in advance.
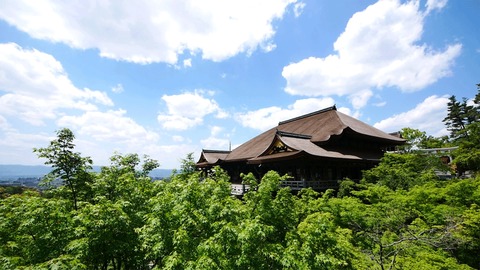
[2,83,480,269]
[1,127,479,269]
[443,86,480,174]
[443,85,480,141]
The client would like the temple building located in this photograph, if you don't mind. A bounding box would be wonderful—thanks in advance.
[196,106,405,193]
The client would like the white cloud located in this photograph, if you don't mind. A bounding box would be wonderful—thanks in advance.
[282,0,461,108]
[0,115,12,131]
[200,125,230,150]
[77,136,195,169]
[348,89,373,109]
[111,83,124,93]
[261,42,277,53]
[336,106,362,119]
[57,109,159,143]
[0,131,52,165]
[374,95,450,136]
[183,58,192,68]
[0,42,171,166]
[210,126,223,136]
[293,2,306,17]
[201,136,230,150]
[236,97,335,131]
[157,91,227,130]
[426,0,448,13]
[0,0,297,64]
[0,43,170,166]
[0,43,113,125]
[172,135,185,142]
[373,101,387,107]
[148,143,198,169]
[55,109,164,165]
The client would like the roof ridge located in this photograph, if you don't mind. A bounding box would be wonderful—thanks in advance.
[278,105,337,125]
[276,130,312,139]
[202,149,231,153]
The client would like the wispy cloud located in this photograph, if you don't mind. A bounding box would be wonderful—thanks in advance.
[293,2,306,17]
[111,83,124,93]
[425,0,448,14]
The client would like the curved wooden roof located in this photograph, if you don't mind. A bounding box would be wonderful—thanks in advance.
[277,106,403,143]
[246,134,362,164]
[224,106,404,162]
[196,149,230,167]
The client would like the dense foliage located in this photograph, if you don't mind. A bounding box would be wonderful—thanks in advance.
[1,86,479,269]
[442,86,480,174]
[1,138,479,269]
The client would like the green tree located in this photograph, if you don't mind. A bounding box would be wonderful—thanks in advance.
[282,212,361,269]
[140,168,364,269]
[454,122,480,174]
[71,153,161,269]
[456,202,480,267]
[444,86,480,175]
[0,192,78,269]
[398,127,450,151]
[399,127,427,152]
[107,152,159,178]
[140,166,241,269]
[93,153,159,204]
[443,86,480,141]
[7,132,480,270]
[327,180,476,269]
[474,83,480,105]
[443,95,467,139]
[420,135,450,149]
[68,199,144,269]
[33,128,93,211]
[362,153,446,190]
[171,152,197,181]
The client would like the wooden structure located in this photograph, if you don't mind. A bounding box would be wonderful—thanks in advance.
[197,106,405,193]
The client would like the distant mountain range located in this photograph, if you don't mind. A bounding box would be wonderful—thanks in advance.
[0,164,173,179]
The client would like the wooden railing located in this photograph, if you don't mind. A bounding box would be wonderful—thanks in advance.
[231,180,339,195]
[280,180,338,190]
[231,184,251,196]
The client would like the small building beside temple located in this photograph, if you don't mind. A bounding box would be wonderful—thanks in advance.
[196,106,405,193]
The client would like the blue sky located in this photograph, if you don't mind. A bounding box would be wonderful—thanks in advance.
[0,0,479,169]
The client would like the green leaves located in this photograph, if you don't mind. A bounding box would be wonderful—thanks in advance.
[34,128,94,211]
[362,152,447,190]
[71,200,144,269]
[139,170,367,269]
[2,164,479,269]
[2,126,479,269]
[0,194,74,269]
[140,167,242,269]
[283,212,358,270]
[442,87,480,174]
